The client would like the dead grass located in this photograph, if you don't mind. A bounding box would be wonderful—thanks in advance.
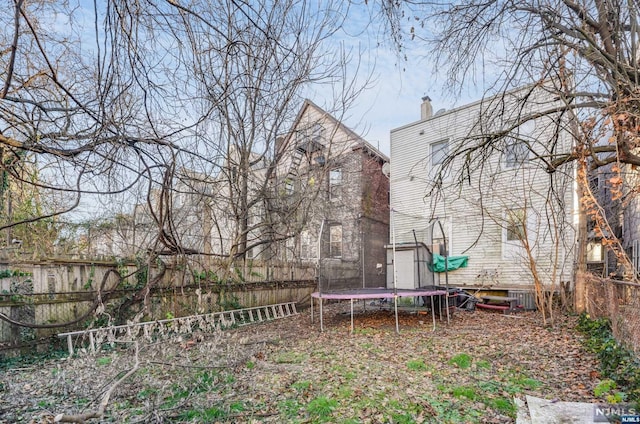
[0,303,602,423]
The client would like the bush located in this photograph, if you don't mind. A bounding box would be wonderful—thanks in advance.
[577,313,640,403]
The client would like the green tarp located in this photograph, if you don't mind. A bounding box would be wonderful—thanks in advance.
[428,253,469,273]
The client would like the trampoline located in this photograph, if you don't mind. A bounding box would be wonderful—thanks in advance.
[310,287,449,333]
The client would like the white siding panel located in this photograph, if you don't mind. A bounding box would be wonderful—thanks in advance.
[390,85,577,290]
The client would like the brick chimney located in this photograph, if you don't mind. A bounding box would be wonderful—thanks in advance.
[421,96,433,120]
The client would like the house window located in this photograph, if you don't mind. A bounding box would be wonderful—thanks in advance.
[505,208,526,242]
[300,230,313,259]
[431,140,449,166]
[504,139,529,168]
[587,241,604,263]
[311,123,325,142]
[284,178,294,195]
[284,237,295,261]
[329,224,342,258]
[329,168,342,200]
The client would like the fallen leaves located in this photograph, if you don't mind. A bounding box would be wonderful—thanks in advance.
[1,304,604,423]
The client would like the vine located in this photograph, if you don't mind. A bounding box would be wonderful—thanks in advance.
[577,313,640,404]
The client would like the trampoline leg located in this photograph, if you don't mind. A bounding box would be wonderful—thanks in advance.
[394,295,399,334]
[320,298,324,332]
[446,294,451,325]
[311,296,314,323]
[430,295,436,332]
[350,299,354,334]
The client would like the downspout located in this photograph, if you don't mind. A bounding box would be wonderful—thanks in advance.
[391,209,398,295]
[360,214,365,288]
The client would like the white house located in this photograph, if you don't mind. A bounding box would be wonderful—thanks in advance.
[388,84,578,294]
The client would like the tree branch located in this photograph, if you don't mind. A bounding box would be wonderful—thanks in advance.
[54,342,140,423]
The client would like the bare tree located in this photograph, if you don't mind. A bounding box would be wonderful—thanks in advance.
[477,160,575,326]
[146,1,370,271]
[0,0,368,267]
[373,0,640,309]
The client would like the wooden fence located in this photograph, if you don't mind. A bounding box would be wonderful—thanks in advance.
[0,259,317,354]
[58,301,299,356]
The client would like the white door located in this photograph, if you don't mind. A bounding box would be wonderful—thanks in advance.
[392,250,416,290]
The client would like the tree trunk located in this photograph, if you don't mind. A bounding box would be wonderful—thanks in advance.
[575,161,589,313]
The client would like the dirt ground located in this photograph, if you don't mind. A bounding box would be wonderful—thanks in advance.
[0,303,602,423]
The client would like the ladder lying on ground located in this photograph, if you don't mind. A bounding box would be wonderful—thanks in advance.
[58,302,298,356]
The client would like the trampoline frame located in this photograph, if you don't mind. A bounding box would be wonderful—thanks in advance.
[310,211,454,334]
[310,288,448,333]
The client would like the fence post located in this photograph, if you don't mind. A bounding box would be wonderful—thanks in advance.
[575,270,586,313]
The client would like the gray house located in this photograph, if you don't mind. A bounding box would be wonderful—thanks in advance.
[275,100,390,290]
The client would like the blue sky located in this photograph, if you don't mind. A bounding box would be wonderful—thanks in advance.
[313,5,485,157]
[52,0,481,157]
[46,0,492,220]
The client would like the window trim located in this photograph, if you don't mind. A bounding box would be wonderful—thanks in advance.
[329,224,342,258]
[329,168,342,201]
[504,138,529,168]
[502,207,531,260]
[428,139,451,185]
[431,139,449,167]
[284,236,295,261]
[586,241,604,263]
[505,208,526,242]
[300,230,313,260]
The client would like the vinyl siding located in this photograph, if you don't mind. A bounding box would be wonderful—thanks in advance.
[390,86,577,290]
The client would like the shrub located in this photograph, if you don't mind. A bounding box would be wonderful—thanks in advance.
[577,313,640,402]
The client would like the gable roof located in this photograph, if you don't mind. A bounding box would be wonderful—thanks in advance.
[285,99,389,163]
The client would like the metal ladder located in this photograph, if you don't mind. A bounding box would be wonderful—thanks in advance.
[216,302,298,328]
[58,301,298,356]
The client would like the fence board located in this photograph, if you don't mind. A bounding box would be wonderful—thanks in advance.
[0,259,316,352]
